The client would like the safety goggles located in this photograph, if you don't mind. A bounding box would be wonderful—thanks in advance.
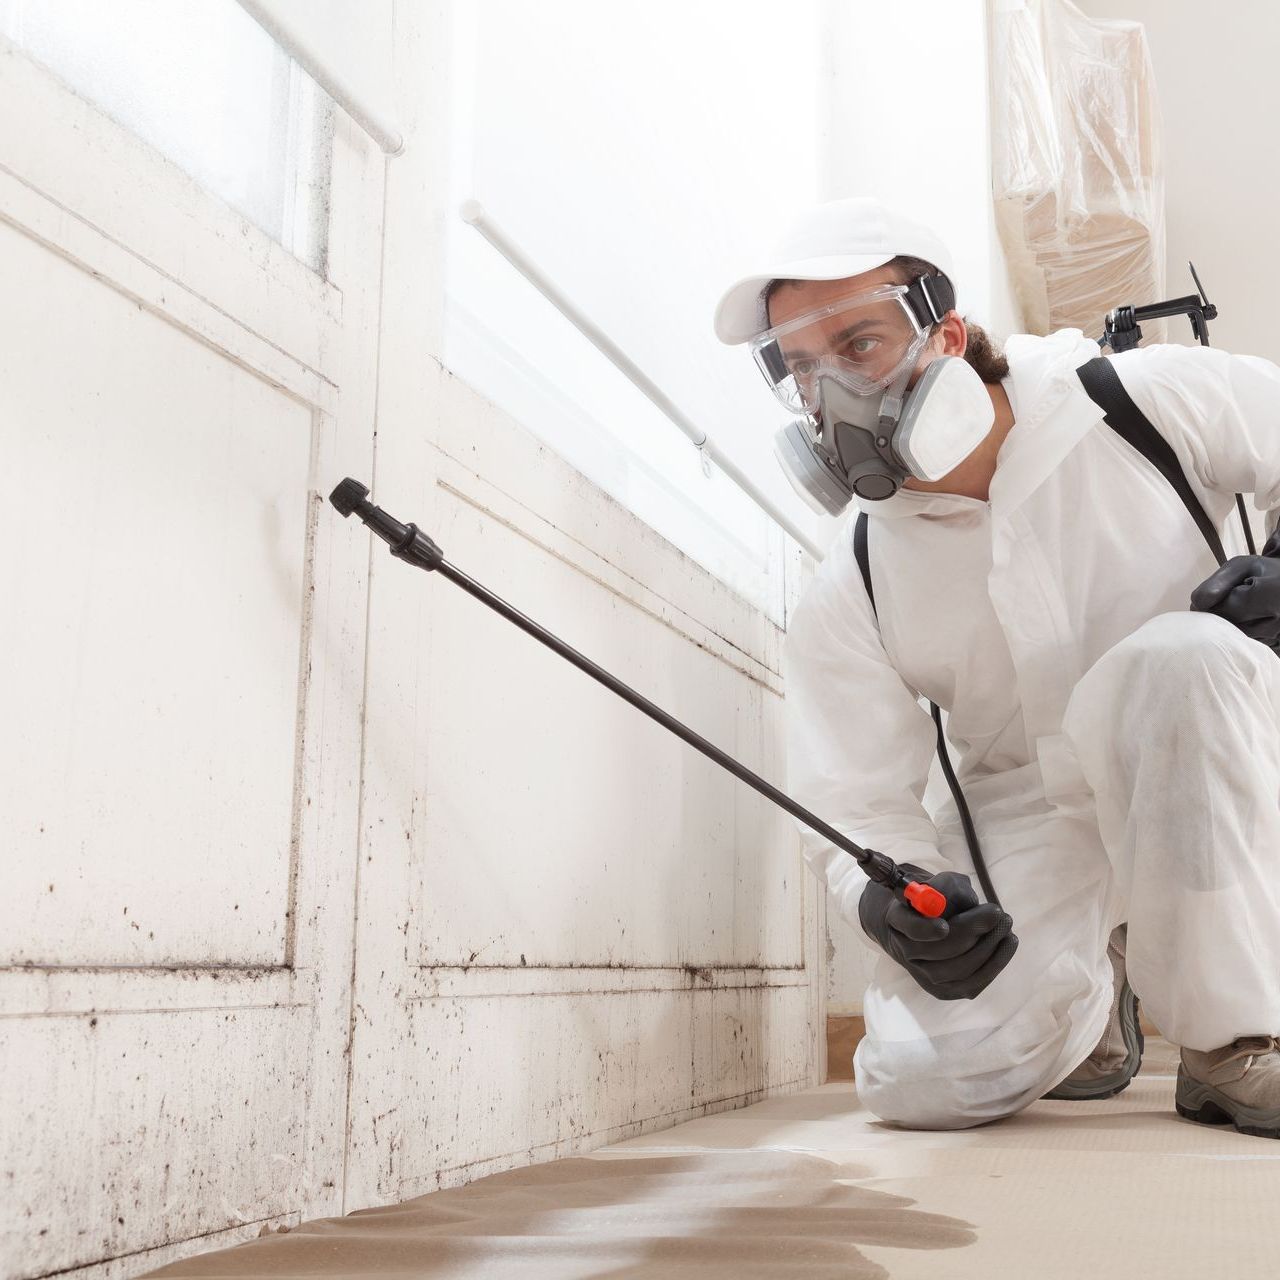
[749,278,949,414]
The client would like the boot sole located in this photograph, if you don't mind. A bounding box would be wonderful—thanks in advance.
[1175,1074,1280,1139]
[1043,982,1144,1101]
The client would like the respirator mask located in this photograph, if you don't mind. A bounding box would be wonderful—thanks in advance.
[749,275,996,514]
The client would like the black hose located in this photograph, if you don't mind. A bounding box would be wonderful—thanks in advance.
[930,703,1001,910]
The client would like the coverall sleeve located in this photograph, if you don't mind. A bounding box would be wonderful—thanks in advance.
[783,547,947,929]
[1112,343,1280,535]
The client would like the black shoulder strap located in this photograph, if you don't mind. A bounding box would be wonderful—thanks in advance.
[853,512,875,614]
[1076,356,1226,565]
[851,508,999,905]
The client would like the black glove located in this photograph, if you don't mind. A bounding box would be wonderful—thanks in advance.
[1190,530,1280,648]
[857,864,1018,1001]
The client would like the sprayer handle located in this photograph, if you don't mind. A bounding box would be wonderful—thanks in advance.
[902,879,947,918]
[862,849,950,919]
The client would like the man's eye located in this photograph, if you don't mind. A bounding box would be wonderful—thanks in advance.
[848,336,881,356]
[791,358,818,377]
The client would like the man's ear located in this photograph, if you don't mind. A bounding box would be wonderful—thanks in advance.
[939,312,968,358]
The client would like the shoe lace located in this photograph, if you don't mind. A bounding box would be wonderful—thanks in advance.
[1225,1035,1280,1067]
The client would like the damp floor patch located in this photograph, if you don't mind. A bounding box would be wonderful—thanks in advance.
[143,1038,1280,1279]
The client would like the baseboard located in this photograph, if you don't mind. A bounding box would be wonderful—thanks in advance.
[825,1014,865,1082]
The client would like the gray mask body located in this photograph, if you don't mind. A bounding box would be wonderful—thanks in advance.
[772,358,994,516]
[773,367,915,515]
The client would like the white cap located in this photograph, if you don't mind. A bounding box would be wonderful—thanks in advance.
[713,197,957,345]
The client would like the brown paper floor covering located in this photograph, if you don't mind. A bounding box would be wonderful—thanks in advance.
[144,1038,1280,1279]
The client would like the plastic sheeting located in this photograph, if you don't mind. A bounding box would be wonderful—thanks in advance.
[990,0,1166,341]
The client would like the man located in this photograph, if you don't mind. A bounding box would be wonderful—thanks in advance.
[714,196,1280,1135]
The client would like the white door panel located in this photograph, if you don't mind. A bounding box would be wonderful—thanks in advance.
[1,218,311,967]
[396,982,813,1197]
[415,477,804,973]
[340,7,821,1214]
[346,367,821,1208]
[0,11,385,1276]
[2,1006,309,1270]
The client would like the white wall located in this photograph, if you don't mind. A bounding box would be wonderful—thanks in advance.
[444,0,828,616]
[1076,0,1280,359]
[821,0,1022,340]
[2,1,1016,1271]
[0,10,384,1274]
[342,1,823,1213]
[1,4,824,1275]
[817,0,1022,1013]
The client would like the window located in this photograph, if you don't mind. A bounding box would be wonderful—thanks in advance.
[443,0,830,621]
[0,0,332,270]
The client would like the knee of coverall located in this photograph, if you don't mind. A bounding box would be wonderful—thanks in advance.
[1105,609,1272,701]
[1072,608,1280,781]
[850,939,1114,1133]
[852,1027,1062,1132]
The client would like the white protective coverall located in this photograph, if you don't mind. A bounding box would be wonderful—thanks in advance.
[786,327,1280,1129]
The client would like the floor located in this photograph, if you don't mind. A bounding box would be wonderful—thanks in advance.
[145,1037,1280,1280]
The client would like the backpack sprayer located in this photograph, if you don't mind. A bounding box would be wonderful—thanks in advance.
[329,478,948,920]
[1098,260,1217,353]
[1099,262,1254,554]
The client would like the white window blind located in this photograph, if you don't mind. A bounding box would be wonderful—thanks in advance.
[234,0,401,155]
[0,0,333,269]
[443,0,831,621]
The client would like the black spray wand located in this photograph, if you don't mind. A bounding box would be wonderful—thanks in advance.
[330,478,947,919]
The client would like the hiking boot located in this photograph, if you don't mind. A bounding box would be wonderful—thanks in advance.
[1043,925,1144,1101]
[1176,1036,1280,1138]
